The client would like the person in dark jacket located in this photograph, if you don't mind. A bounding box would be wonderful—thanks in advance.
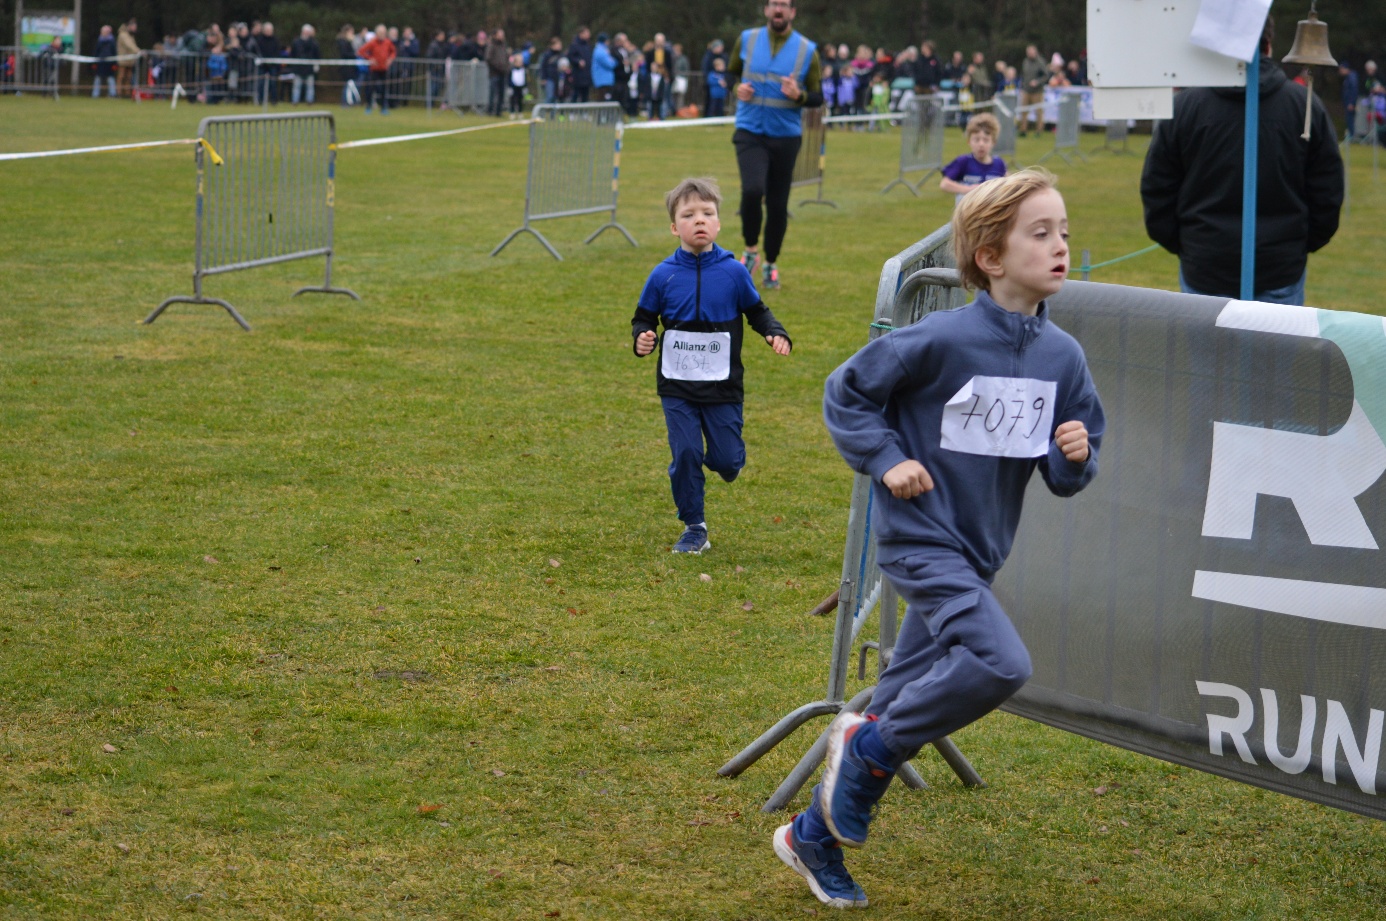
[1340,62,1360,138]
[426,30,448,106]
[701,38,727,114]
[485,28,509,116]
[567,27,592,102]
[1140,17,1343,304]
[913,40,941,95]
[289,24,320,104]
[538,36,563,104]
[92,25,117,97]
[255,22,283,104]
[631,177,792,555]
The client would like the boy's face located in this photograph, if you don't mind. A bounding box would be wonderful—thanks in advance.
[986,188,1069,307]
[968,130,995,161]
[670,195,720,254]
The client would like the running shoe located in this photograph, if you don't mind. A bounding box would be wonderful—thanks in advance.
[773,823,868,908]
[821,712,894,847]
[672,524,710,554]
[762,262,780,291]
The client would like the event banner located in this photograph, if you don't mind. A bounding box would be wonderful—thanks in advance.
[20,13,76,54]
[995,281,1386,819]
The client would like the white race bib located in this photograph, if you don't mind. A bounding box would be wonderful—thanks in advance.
[941,376,1057,458]
[661,330,732,382]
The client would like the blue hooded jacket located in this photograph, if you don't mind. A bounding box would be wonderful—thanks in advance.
[632,244,789,404]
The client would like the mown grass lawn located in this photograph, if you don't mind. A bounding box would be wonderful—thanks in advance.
[1,95,1383,919]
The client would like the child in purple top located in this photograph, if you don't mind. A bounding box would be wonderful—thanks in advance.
[940,112,1006,203]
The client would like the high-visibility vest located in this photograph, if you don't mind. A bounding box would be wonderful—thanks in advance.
[734,27,814,138]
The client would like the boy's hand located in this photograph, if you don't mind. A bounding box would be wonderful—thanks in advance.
[635,330,656,356]
[1054,420,1089,463]
[767,335,791,356]
[736,80,755,102]
[882,460,934,499]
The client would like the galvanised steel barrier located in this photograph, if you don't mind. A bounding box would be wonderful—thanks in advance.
[445,59,490,114]
[719,224,984,812]
[1093,118,1135,156]
[881,95,946,196]
[791,105,836,210]
[1038,91,1088,166]
[491,102,637,261]
[147,111,358,331]
[993,90,1019,163]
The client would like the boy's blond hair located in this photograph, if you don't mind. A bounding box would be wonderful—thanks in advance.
[965,112,999,139]
[951,167,1059,292]
[665,177,722,222]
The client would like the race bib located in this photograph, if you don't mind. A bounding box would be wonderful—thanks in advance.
[661,330,732,382]
[941,376,1056,458]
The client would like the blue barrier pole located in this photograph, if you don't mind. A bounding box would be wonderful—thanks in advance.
[1240,52,1258,301]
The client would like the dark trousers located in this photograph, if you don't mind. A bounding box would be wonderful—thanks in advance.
[661,397,745,526]
[733,129,801,264]
[367,70,389,110]
[488,74,505,115]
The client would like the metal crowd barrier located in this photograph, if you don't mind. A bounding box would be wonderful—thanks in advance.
[1,47,64,98]
[792,105,836,209]
[1093,118,1135,156]
[881,95,946,196]
[444,59,490,113]
[719,225,984,812]
[491,102,636,260]
[148,111,358,331]
[993,90,1019,163]
[1038,92,1087,166]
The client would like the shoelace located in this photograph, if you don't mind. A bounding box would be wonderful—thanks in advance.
[816,850,860,893]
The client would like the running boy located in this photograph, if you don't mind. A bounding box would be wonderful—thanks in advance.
[632,178,792,554]
[774,168,1104,908]
[940,112,1006,204]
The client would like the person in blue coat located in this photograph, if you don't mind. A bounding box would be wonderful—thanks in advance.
[726,0,823,291]
[631,178,792,554]
[591,33,617,101]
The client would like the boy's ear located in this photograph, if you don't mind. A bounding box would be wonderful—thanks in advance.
[975,246,1004,279]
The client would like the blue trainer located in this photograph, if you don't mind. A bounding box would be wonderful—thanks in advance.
[773,823,868,908]
[671,524,710,554]
[821,712,894,847]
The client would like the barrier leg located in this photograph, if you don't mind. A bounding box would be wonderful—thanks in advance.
[293,254,362,301]
[881,176,921,196]
[145,295,252,332]
[907,168,941,194]
[584,220,638,248]
[491,225,563,260]
[717,700,841,779]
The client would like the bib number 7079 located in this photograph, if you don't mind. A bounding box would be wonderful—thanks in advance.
[941,375,1057,458]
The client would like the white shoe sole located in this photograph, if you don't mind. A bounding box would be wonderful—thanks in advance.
[821,711,868,847]
[671,540,710,554]
[772,825,866,909]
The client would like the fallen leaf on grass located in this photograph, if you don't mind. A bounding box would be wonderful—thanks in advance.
[491,769,506,777]
[735,565,746,573]
[545,912,561,918]
[1086,877,1100,885]
[488,869,503,878]
[115,843,130,853]
[567,608,578,615]
[1119,819,1130,827]
[416,803,444,815]
[59,808,74,816]
[543,665,563,672]
[101,744,118,754]
[545,577,555,585]
[726,811,742,820]
[549,559,561,568]
[1093,785,1112,796]
[741,601,754,611]
[687,819,712,827]
[699,573,712,583]
[772,516,783,524]
[165,686,178,694]
[203,555,219,564]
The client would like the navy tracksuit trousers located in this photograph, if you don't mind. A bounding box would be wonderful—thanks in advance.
[661,397,745,525]
[796,546,1032,845]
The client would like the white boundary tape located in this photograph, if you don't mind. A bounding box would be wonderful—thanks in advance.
[333,118,530,149]
[0,137,203,162]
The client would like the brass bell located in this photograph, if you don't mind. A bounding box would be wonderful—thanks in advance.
[1281,3,1336,141]
[1282,6,1336,68]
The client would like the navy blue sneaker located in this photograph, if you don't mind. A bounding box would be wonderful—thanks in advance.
[773,823,868,908]
[821,712,894,847]
[672,524,710,554]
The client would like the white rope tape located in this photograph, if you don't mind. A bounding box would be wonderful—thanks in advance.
[0,137,203,162]
[54,52,142,64]
[333,118,531,149]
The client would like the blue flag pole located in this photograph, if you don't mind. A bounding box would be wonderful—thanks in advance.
[1240,50,1259,300]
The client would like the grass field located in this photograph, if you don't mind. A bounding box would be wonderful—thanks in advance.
[1,95,1384,919]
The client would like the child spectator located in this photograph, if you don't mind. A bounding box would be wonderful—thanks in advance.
[868,72,890,126]
[940,112,1007,203]
[631,178,793,554]
[707,58,728,116]
[508,52,527,116]
[835,64,857,117]
[775,167,1103,908]
[821,63,837,117]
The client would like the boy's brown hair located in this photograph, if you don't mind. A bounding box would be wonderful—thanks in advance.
[951,167,1059,291]
[665,177,722,221]
[965,112,1000,139]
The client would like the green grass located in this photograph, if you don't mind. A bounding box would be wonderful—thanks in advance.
[1,95,1384,919]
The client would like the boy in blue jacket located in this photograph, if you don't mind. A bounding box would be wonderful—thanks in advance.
[774,168,1104,908]
[632,178,792,554]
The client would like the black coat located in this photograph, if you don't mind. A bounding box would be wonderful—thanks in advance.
[567,37,591,88]
[94,34,117,77]
[289,36,319,77]
[1141,58,1344,296]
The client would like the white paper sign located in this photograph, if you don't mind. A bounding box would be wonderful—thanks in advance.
[941,376,1057,458]
[661,330,732,382]
[1189,0,1272,63]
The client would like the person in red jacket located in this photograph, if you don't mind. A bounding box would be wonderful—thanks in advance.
[357,24,396,114]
